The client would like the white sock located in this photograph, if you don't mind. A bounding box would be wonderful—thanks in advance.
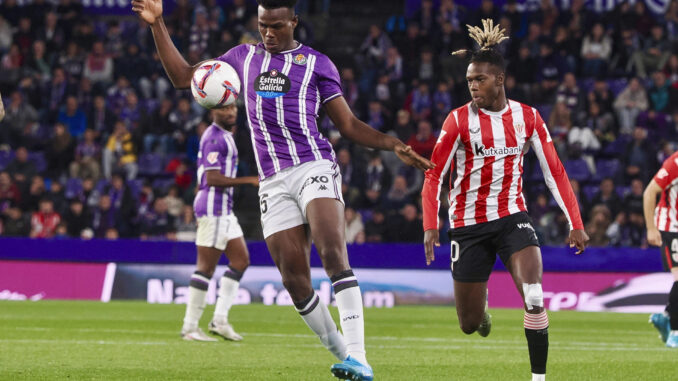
[295,291,347,361]
[182,271,210,332]
[532,373,545,381]
[332,270,367,366]
[213,267,243,323]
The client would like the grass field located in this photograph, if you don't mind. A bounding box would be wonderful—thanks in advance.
[0,301,673,380]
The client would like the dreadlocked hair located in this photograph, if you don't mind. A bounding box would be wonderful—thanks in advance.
[452,19,509,70]
[257,0,297,10]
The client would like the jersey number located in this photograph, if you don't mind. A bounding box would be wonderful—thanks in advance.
[260,193,268,214]
[450,240,460,271]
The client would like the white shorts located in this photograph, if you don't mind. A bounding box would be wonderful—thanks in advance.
[195,214,243,251]
[259,160,344,238]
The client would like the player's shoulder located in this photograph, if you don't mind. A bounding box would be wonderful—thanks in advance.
[665,151,678,167]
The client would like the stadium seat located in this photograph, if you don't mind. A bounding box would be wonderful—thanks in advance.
[138,153,166,177]
[28,152,47,173]
[65,178,83,199]
[563,159,592,182]
[583,185,598,201]
[126,179,144,199]
[601,134,631,157]
[616,186,630,199]
[609,78,628,96]
[151,178,175,193]
[593,159,620,182]
[0,150,13,171]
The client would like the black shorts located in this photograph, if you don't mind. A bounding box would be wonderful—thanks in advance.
[447,212,540,282]
[660,231,678,271]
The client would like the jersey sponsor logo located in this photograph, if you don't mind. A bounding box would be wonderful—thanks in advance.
[474,143,522,157]
[299,175,330,195]
[517,222,535,232]
[342,314,360,322]
[255,69,291,98]
[207,152,219,164]
[293,53,307,65]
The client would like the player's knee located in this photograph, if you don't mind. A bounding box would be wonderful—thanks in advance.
[523,283,544,311]
[281,274,312,300]
[458,313,482,334]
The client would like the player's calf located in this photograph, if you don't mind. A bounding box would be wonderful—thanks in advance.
[523,283,548,380]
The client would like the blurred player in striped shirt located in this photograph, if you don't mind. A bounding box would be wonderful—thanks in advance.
[181,104,258,342]
[645,151,678,348]
[421,20,589,381]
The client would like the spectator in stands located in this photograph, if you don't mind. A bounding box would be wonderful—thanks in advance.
[360,24,392,69]
[386,203,423,242]
[536,41,566,104]
[624,178,645,215]
[632,24,671,79]
[165,185,184,218]
[407,120,436,160]
[590,178,621,219]
[586,204,612,247]
[70,129,101,181]
[6,146,37,188]
[505,74,529,104]
[1,92,38,148]
[57,96,87,139]
[47,181,68,216]
[611,28,640,76]
[396,22,424,75]
[172,160,192,192]
[72,21,96,51]
[105,172,136,233]
[44,67,71,119]
[87,95,116,137]
[606,211,630,247]
[432,81,453,127]
[103,121,138,180]
[627,211,648,248]
[623,127,657,183]
[136,181,154,217]
[20,175,46,212]
[366,100,388,133]
[408,82,432,122]
[340,68,360,115]
[0,16,12,54]
[30,198,61,238]
[569,178,590,222]
[175,204,196,242]
[337,148,362,207]
[555,72,584,123]
[548,101,572,158]
[14,17,34,58]
[648,71,672,113]
[104,227,119,240]
[119,91,146,133]
[91,194,116,238]
[588,79,615,117]
[417,48,439,84]
[384,175,411,211]
[104,20,124,59]
[0,171,20,210]
[345,207,364,244]
[364,208,387,243]
[363,151,391,209]
[78,177,100,209]
[0,44,23,90]
[63,198,90,238]
[169,98,202,149]
[107,76,133,115]
[83,41,113,88]
[1,204,30,236]
[580,22,611,78]
[115,44,149,95]
[25,40,52,83]
[45,122,74,180]
[139,197,175,240]
[57,43,83,82]
[585,102,615,145]
[614,77,648,135]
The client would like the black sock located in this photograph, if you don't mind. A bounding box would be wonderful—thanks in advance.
[525,328,548,374]
[669,281,678,330]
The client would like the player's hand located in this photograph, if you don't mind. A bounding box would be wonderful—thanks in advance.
[424,229,440,266]
[647,228,662,247]
[132,0,163,25]
[394,143,435,171]
[568,229,589,255]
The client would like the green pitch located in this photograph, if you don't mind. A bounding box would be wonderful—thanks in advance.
[0,301,673,380]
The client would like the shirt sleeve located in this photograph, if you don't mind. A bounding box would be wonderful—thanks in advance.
[316,55,343,104]
[421,111,461,232]
[653,154,678,189]
[201,136,226,171]
[216,44,247,83]
[528,109,584,230]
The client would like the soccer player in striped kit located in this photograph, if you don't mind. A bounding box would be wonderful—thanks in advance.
[133,0,432,378]
[644,151,678,348]
[181,104,258,342]
[421,20,589,381]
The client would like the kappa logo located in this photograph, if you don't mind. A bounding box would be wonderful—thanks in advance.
[318,185,328,191]
[299,175,330,196]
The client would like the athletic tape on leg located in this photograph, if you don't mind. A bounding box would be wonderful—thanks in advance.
[522,283,544,310]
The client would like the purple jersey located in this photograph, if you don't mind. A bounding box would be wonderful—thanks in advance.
[218,43,340,179]
[194,124,238,217]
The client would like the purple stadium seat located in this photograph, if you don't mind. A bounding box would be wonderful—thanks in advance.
[616,186,630,199]
[138,153,165,176]
[65,178,83,199]
[96,178,109,192]
[536,104,553,123]
[583,185,598,201]
[601,135,631,157]
[152,178,175,192]
[564,159,591,182]
[593,159,620,181]
[126,179,143,199]
[28,152,47,173]
[0,150,13,171]
[609,79,628,96]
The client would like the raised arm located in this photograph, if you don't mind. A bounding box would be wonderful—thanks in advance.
[529,109,588,253]
[131,0,196,89]
[324,96,433,171]
[421,112,460,265]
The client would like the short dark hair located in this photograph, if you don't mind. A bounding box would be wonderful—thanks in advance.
[256,0,297,10]
[470,48,505,72]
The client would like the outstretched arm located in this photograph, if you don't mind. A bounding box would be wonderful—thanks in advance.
[529,109,588,254]
[324,96,434,171]
[131,0,196,89]
[205,170,259,188]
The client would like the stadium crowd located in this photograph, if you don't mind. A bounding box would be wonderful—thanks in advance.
[0,0,676,248]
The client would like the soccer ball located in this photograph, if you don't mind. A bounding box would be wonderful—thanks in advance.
[190,60,241,109]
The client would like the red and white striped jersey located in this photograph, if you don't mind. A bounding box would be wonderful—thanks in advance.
[653,152,678,232]
[422,100,584,231]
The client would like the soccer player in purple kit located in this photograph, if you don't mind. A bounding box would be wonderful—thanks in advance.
[132,0,433,378]
[181,104,258,342]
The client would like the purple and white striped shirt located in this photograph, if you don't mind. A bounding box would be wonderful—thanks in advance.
[194,124,238,217]
[218,43,341,179]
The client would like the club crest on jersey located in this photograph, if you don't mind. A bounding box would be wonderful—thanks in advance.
[293,53,307,65]
[207,152,219,164]
[514,123,524,135]
[255,69,291,98]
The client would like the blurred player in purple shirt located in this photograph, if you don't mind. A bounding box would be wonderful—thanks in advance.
[133,0,433,378]
[183,104,258,342]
